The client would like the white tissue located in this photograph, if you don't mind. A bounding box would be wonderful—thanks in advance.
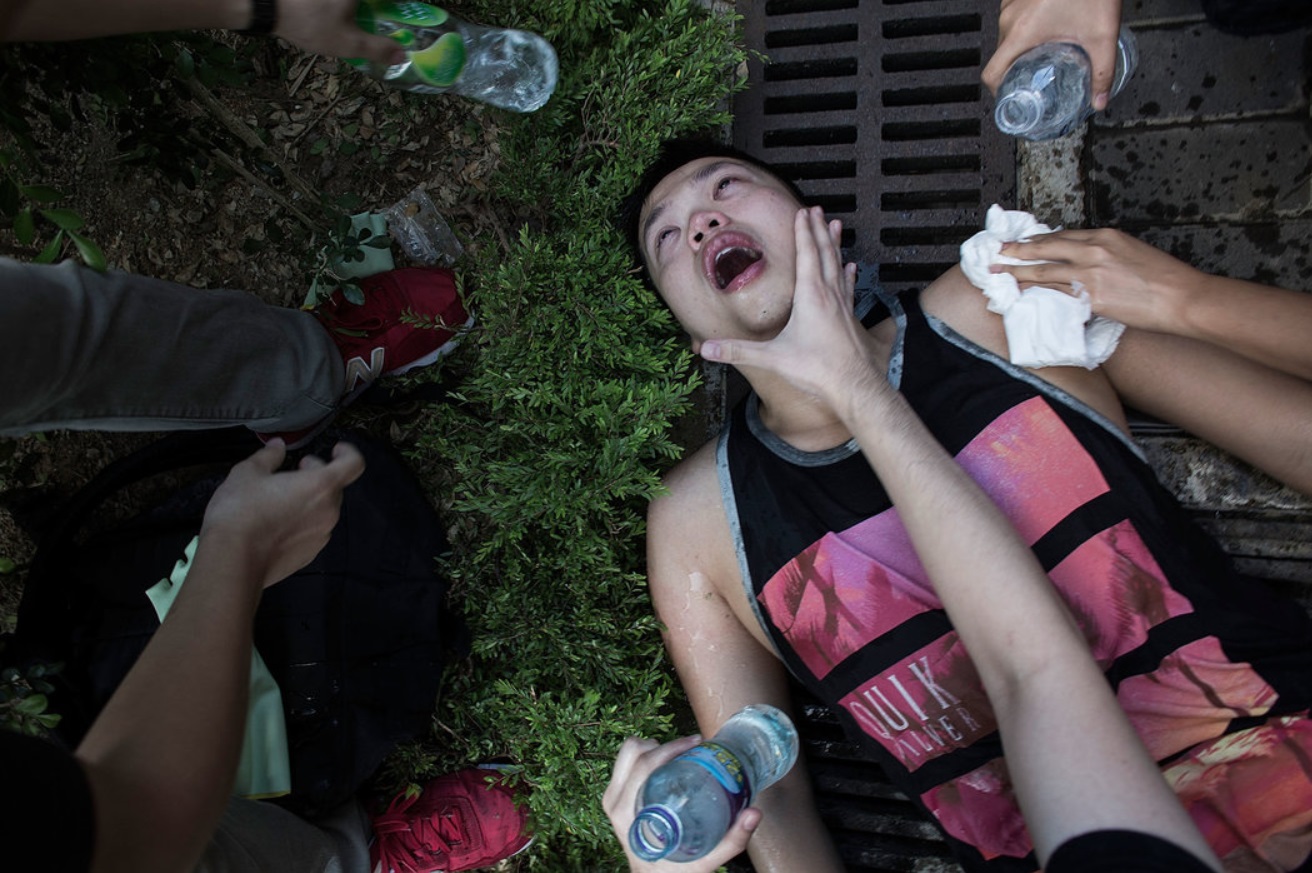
[959,204,1124,369]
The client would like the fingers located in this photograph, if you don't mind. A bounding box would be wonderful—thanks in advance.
[604,734,704,844]
[604,736,661,811]
[348,30,408,66]
[997,229,1112,264]
[327,441,366,487]
[246,439,287,473]
[699,807,762,867]
[794,207,848,296]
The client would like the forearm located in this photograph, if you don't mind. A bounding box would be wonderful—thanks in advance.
[746,766,846,873]
[5,0,251,41]
[838,374,1070,679]
[1178,272,1312,382]
[76,530,264,873]
[838,376,1218,867]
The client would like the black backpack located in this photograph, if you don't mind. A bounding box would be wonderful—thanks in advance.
[5,427,468,818]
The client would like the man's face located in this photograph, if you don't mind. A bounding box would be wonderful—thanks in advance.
[638,157,806,351]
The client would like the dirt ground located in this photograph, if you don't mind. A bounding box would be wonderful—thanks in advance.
[0,35,511,632]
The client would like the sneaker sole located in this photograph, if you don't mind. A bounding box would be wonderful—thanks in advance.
[388,313,476,377]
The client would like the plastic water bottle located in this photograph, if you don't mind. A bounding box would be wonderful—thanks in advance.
[628,705,799,863]
[351,0,558,113]
[993,26,1139,140]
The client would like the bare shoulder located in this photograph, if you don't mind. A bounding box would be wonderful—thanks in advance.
[920,265,1128,431]
[648,436,776,651]
[650,438,720,529]
[649,438,734,574]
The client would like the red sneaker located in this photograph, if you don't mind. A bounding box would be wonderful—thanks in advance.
[323,267,473,401]
[259,267,473,448]
[371,766,533,873]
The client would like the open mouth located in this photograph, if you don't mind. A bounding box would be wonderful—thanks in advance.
[711,245,762,291]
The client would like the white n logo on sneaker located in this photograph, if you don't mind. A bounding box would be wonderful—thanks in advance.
[343,347,385,393]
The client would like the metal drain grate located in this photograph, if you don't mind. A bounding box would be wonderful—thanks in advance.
[733,0,1013,298]
[731,2,1010,870]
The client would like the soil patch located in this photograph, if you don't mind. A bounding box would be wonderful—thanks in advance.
[0,33,508,632]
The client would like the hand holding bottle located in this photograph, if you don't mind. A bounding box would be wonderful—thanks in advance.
[276,0,405,65]
[983,0,1123,110]
[605,736,762,873]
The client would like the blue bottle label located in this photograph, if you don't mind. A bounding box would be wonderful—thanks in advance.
[680,742,751,812]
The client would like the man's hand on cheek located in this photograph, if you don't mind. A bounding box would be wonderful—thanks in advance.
[700,207,877,407]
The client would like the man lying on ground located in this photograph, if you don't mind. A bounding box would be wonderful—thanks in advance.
[618,138,1312,873]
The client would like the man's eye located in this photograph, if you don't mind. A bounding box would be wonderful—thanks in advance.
[655,228,675,250]
[715,176,736,193]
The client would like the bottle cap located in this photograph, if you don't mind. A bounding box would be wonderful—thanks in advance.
[995,90,1044,135]
[629,805,681,862]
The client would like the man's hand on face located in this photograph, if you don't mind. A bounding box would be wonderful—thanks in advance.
[698,206,884,412]
[199,439,366,590]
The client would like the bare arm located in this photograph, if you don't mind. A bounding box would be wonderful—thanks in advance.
[1000,229,1312,496]
[981,0,1123,109]
[614,452,845,873]
[1,0,401,64]
[75,440,365,873]
[1000,228,1312,381]
[700,207,1220,868]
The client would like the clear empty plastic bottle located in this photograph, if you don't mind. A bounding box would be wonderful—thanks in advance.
[994,26,1139,141]
[629,705,799,863]
[350,0,558,113]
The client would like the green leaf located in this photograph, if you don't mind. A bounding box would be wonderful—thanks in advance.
[0,556,14,574]
[20,185,61,204]
[342,283,366,305]
[174,48,195,78]
[39,208,85,231]
[14,694,47,715]
[69,231,107,272]
[34,230,64,264]
[0,178,19,217]
[13,208,34,245]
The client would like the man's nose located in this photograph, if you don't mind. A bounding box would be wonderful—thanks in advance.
[689,212,726,247]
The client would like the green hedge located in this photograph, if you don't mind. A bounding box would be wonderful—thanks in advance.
[403,0,747,867]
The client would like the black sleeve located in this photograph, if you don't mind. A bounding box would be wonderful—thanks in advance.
[0,730,95,872]
[1047,829,1216,873]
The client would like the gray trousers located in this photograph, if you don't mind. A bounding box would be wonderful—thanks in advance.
[0,258,344,435]
[197,797,372,873]
[2,258,367,869]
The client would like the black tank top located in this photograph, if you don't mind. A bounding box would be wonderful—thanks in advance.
[718,289,1312,872]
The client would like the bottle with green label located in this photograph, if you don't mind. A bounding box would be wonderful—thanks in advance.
[351,0,558,113]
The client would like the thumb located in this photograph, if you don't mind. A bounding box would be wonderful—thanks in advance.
[699,338,769,369]
[698,807,761,868]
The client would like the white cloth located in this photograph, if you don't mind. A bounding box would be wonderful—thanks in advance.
[959,204,1124,369]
